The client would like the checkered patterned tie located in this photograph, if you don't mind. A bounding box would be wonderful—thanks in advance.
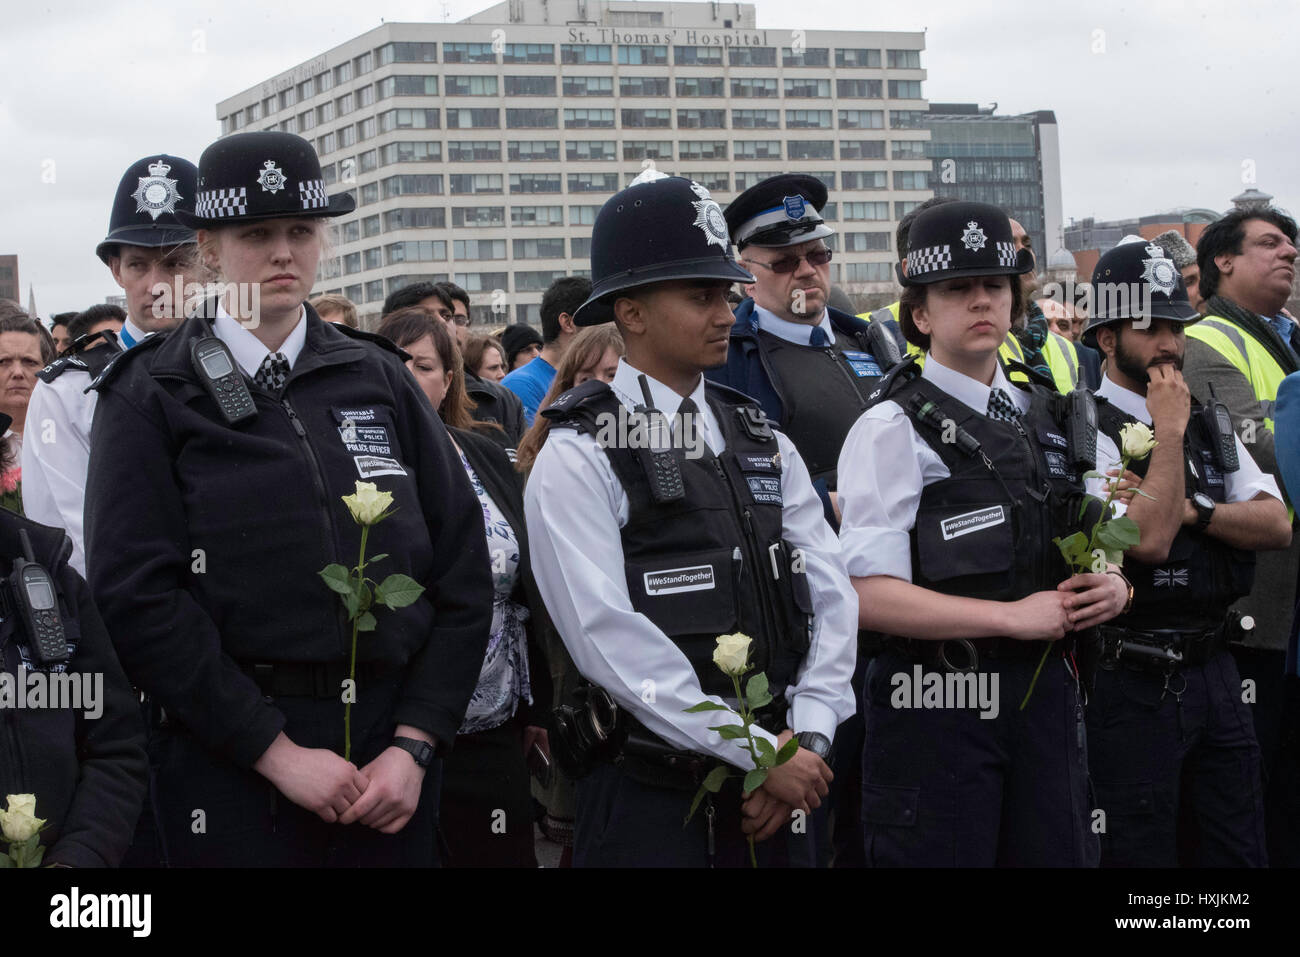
[809,326,829,348]
[986,387,1020,423]
[254,352,290,393]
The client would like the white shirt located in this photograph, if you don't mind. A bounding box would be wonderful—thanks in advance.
[214,303,307,376]
[752,303,834,347]
[837,354,1030,582]
[1087,375,1281,513]
[20,315,147,577]
[524,358,857,768]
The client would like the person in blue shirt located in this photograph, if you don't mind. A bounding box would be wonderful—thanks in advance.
[500,277,591,426]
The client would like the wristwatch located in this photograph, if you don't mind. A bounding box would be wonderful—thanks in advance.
[1107,567,1135,615]
[795,731,832,763]
[392,736,435,768]
[1192,492,1216,531]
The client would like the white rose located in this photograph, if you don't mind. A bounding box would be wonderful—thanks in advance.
[341,481,394,526]
[0,794,44,844]
[712,633,752,676]
[1119,422,1158,460]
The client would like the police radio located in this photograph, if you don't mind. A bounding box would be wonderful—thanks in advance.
[635,375,685,504]
[1202,383,1241,472]
[1064,388,1098,474]
[9,530,68,666]
[907,394,982,459]
[863,320,904,371]
[191,337,257,426]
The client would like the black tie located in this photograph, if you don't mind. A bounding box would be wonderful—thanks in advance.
[255,352,290,393]
[809,326,829,347]
[986,387,1020,423]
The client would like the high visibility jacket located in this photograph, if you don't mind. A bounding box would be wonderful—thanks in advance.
[1187,314,1291,432]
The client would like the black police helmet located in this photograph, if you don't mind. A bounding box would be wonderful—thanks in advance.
[175,131,355,228]
[899,200,1034,286]
[95,155,199,265]
[1081,239,1199,348]
[574,174,754,326]
[724,173,835,250]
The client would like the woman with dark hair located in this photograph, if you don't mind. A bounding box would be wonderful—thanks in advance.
[376,308,552,867]
[837,201,1129,867]
[463,333,507,384]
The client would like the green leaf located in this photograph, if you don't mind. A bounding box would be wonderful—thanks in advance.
[1053,531,1090,568]
[28,844,44,868]
[0,853,12,868]
[747,690,773,710]
[356,611,377,632]
[375,573,425,610]
[709,723,749,740]
[318,564,353,596]
[702,765,730,793]
[1080,470,1108,481]
[342,589,361,619]
[683,701,731,713]
[775,736,799,765]
[755,736,777,768]
[1132,488,1158,501]
[1095,516,1140,551]
[684,784,708,825]
[745,672,769,703]
[742,767,768,795]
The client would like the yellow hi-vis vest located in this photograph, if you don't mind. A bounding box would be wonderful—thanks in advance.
[1187,314,1289,432]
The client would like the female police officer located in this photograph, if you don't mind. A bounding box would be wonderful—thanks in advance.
[83,131,492,867]
[837,201,1129,866]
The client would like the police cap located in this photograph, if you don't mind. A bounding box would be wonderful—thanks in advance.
[899,200,1034,286]
[95,155,199,265]
[1081,240,1199,347]
[724,173,836,250]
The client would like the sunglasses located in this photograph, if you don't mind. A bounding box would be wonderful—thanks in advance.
[743,247,834,274]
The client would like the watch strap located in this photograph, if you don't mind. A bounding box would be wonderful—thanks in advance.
[392,736,434,767]
[795,731,832,762]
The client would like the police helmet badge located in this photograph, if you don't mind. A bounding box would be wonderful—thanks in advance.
[691,187,730,251]
[131,159,182,220]
[782,195,807,220]
[1140,242,1179,297]
[257,160,288,194]
[961,221,988,252]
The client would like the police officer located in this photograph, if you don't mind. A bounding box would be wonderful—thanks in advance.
[83,131,493,867]
[707,174,906,525]
[22,155,202,577]
[838,201,1129,866]
[1082,240,1290,866]
[524,173,857,867]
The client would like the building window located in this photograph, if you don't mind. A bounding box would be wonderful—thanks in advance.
[569,205,601,226]
[516,270,567,291]
[362,215,381,237]
[841,170,887,189]
[318,131,337,154]
[732,109,780,129]
[784,78,831,98]
[446,75,498,96]
[279,88,297,111]
[563,76,613,96]
[889,80,923,99]
[377,76,439,99]
[450,173,503,194]
[622,141,673,161]
[733,170,785,191]
[570,236,592,258]
[607,10,664,25]
[364,279,385,303]
[248,102,262,122]
[377,41,437,64]
[509,172,562,193]
[379,141,441,164]
[781,47,829,66]
[568,172,620,193]
[507,140,560,161]
[617,45,667,65]
[317,102,336,123]
[512,205,564,226]
[353,51,373,75]
[384,207,446,230]
[788,140,834,160]
[322,162,339,186]
[298,110,315,131]
[566,140,616,161]
[358,150,378,172]
[340,220,360,243]
[621,109,671,128]
[513,238,565,259]
[886,49,922,69]
[839,110,885,130]
[674,45,723,66]
[298,77,315,100]
[344,283,363,302]
[894,170,928,190]
[447,140,501,162]
[619,76,671,97]
[382,174,444,198]
[729,47,776,67]
[263,95,276,116]
[357,117,376,140]
[506,108,558,128]
[334,62,353,84]
[842,201,890,221]
[677,109,726,129]
[564,109,614,128]
[336,92,354,115]
[731,78,778,98]
[836,48,881,68]
[840,140,887,159]
[364,247,383,270]
[678,141,727,161]
[503,43,554,63]
[504,75,556,96]
[455,239,507,259]
[889,110,927,130]
[455,272,510,292]
[891,139,926,159]
[338,125,356,147]
[676,76,725,97]
[387,273,449,295]
[678,170,729,191]
[844,232,891,252]
[359,182,379,205]
[385,241,446,264]
[843,262,893,282]
[837,78,882,98]
[807,171,836,190]
[560,44,611,64]
[734,140,782,160]
[357,85,375,108]
[446,108,500,129]
[343,252,361,275]
[786,110,833,129]
[379,108,440,132]
[452,206,506,227]
[443,42,496,63]
[280,117,298,134]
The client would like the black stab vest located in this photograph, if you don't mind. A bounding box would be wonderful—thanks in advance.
[544,379,813,703]
[1095,398,1255,631]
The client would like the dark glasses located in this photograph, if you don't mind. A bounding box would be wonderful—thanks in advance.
[743,247,834,274]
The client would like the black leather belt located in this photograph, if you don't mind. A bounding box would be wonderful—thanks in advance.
[239,660,390,699]
[1097,623,1227,673]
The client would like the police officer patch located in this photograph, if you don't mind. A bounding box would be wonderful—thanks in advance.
[841,350,882,378]
[692,198,730,250]
[783,195,806,220]
[961,221,988,252]
[1141,243,1179,297]
[257,160,287,194]
[131,160,182,220]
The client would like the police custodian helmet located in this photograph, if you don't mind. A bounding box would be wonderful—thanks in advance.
[1081,240,1199,347]
[899,200,1034,286]
[724,173,836,250]
[573,172,754,326]
[95,155,199,265]
[175,131,356,228]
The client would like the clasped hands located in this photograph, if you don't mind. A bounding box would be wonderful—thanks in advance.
[739,729,833,843]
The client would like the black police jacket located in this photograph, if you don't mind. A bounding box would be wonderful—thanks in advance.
[544,379,812,705]
[0,512,147,867]
[84,304,493,768]
[1096,399,1254,631]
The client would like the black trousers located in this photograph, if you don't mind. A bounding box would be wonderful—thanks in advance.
[1086,649,1266,867]
[439,717,538,868]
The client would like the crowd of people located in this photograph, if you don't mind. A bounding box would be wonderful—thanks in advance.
[2,127,1299,870]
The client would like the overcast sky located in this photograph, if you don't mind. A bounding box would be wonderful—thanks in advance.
[2,0,1294,316]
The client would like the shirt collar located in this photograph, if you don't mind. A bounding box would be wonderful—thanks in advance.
[120,316,149,348]
[752,302,832,346]
[610,358,707,418]
[1097,374,1151,424]
[921,352,1029,416]
[213,302,307,378]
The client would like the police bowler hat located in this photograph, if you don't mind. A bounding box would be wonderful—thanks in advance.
[1081,240,1199,347]
[96,155,199,265]
[573,175,754,326]
[899,200,1034,286]
[176,131,355,227]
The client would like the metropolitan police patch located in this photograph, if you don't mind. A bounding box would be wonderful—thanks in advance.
[257,160,287,194]
[1141,243,1179,297]
[782,195,806,220]
[961,221,988,252]
[131,160,182,220]
[692,198,730,250]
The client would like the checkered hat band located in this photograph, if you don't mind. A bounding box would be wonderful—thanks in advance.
[906,244,952,276]
[299,180,328,210]
[995,241,1018,267]
[194,187,248,218]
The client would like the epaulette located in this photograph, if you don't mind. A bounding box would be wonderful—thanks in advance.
[85,332,168,394]
[540,378,611,422]
[37,354,90,384]
[39,330,123,384]
[863,353,921,406]
[331,323,410,361]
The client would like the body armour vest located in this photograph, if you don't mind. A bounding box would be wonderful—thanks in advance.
[872,360,1092,602]
[543,378,813,704]
[1096,399,1255,631]
[756,326,885,488]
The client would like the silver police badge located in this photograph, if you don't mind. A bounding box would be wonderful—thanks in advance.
[131,160,181,220]
[692,197,730,250]
[1141,242,1179,297]
[688,180,712,200]
[961,221,988,252]
[257,160,287,194]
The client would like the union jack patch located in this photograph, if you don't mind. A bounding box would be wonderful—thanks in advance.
[1153,567,1189,587]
